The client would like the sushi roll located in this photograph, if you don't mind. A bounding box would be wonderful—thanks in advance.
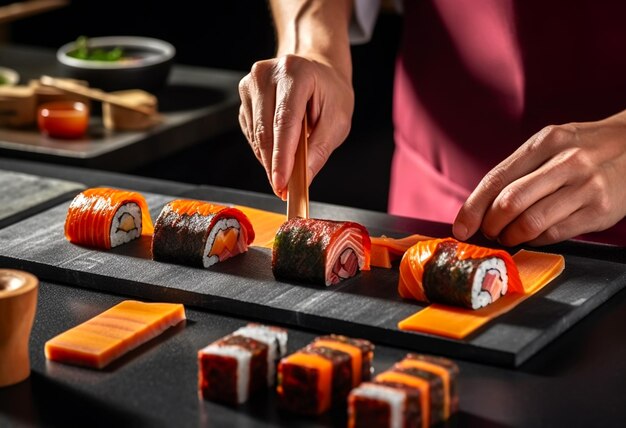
[198,323,287,405]
[398,238,523,309]
[348,354,459,428]
[152,199,255,268]
[348,382,422,428]
[64,187,153,249]
[277,334,374,415]
[272,217,371,286]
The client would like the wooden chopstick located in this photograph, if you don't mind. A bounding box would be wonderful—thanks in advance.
[0,0,68,24]
[39,75,159,117]
[287,115,309,219]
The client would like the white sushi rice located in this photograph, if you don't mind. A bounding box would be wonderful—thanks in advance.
[233,324,288,385]
[203,218,243,268]
[109,202,142,247]
[350,383,405,428]
[199,344,251,404]
[471,258,508,309]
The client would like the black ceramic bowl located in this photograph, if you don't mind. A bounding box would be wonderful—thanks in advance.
[56,36,176,93]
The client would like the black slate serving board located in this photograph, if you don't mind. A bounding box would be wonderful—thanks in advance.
[0,170,85,229]
[1,192,625,367]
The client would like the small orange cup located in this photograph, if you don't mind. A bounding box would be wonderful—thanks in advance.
[37,101,89,139]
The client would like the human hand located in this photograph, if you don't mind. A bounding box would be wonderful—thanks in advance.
[453,111,626,246]
[238,54,354,199]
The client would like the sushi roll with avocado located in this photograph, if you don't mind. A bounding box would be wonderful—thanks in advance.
[272,217,371,286]
[64,187,153,249]
[277,334,374,415]
[398,238,523,309]
[198,323,288,405]
[348,353,459,428]
[152,199,255,268]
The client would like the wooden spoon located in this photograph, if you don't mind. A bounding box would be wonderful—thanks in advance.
[39,75,159,117]
[287,115,309,219]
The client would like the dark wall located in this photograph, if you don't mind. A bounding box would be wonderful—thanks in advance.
[9,2,402,213]
[9,1,276,71]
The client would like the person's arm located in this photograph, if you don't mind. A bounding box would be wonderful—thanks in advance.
[453,109,626,246]
[238,0,355,199]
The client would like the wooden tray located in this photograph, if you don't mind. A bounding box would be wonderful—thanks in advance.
[1,192,625,367]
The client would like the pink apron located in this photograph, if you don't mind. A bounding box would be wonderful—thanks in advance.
[389,0,626,245]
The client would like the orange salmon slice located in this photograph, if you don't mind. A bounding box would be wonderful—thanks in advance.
[45,300,186,369]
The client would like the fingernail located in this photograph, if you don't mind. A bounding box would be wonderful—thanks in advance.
[453,223,468,241]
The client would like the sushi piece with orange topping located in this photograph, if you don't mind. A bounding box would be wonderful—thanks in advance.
[64,187,153,249]
[272,217,371,286]
[277,334,374,415]
[151,199,255,268]
[348,353,459,428]
[399,238,523,309]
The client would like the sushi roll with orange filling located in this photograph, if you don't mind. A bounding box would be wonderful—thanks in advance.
[348,354,459,428]
[399,238,523,309]
[64,187,153,249]
[198,323,288,405]
[152,199,255,268]
[272,217,371,286]
[277,334,374,415]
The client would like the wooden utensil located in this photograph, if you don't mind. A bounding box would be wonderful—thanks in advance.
[39,75,159,117]
[287,115,309,219]
[0,0,68,25]
[0,269,38,387]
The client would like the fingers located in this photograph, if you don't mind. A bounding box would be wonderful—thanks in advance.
[239,54,354,201]
[524,206,600,246]
[271,60,312,194]
[495,185,584,246]
[453,125,571,241]
[239,56,313,198]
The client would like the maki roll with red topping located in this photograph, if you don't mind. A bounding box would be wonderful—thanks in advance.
[64,187,153,249]
[198,323,288,405]
[348,353,459,428]
[277,334,374,415]
[399,238,523,309]
[152,199,255,268]
[272,217,371,286]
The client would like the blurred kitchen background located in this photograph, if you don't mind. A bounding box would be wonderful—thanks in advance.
[2,0,402,213]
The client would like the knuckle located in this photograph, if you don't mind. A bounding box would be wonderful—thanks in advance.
[517,211,545,237]
[541,225,563,243]
[542,124,575,145]
[310,142,333,165]
[274,102,298,130]
[238,75,250,96]
[497,187,525,214]
[249,60,272,80]
[588,178,612,216]
[253,120,271,145]
[481,168,507,193]
[277,54,305,74]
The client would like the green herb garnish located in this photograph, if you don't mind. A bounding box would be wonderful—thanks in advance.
[67,36,124,61]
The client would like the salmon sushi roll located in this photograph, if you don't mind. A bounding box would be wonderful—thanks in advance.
[277,335,374,415]
[152,199,255,268]
[64,187,153,249]
[398,238,523,309]
[272,217,371,286]
[348,354,459,428]
[198,323,288,405]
